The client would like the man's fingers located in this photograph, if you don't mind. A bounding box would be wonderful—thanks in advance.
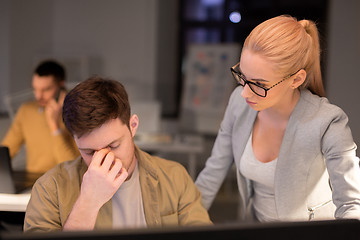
[114,167,128,185]
[108,158,123,179]
[101,152,116,171]
[58,90,66,106]
[91,149,110,166]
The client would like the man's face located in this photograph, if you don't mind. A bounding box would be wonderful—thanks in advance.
[74,117,138,175]
[32,74,62,107]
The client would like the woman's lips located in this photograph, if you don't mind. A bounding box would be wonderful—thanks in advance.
[246,99,256,105]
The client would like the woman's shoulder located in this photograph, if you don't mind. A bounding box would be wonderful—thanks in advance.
[300,89,347,118]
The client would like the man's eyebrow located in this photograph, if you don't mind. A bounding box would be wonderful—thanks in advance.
[238,67,269,83]
[32,85,54,91]
[78,147,95,152]
[78,139,121,152]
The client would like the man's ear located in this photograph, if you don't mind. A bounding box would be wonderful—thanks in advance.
[291,69,307,89]
[129,114,139,137]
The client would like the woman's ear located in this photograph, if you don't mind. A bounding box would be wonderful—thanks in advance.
[129,114,139,137]
[291,69,307,89]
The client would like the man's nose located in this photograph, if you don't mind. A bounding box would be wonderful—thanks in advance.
[34,91,43,100]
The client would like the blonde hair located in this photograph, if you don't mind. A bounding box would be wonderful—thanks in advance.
[243,15,325,97]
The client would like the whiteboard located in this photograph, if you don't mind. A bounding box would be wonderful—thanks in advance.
[180,43,241,134]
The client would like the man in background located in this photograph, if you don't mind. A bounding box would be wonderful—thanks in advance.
[1,60,79,173]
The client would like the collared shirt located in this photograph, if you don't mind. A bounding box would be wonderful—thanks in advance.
[24,146,212,232]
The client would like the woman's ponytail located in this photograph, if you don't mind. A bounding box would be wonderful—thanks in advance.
[243,15,326,97]
[299,20,325,97]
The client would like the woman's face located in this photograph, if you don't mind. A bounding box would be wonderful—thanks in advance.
[239,49,295,112]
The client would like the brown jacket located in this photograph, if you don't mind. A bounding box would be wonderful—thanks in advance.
[24,146,211,232]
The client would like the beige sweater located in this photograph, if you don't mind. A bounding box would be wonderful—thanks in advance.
[1,101,79,173]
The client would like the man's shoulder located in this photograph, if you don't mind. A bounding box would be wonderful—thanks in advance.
[138,149,189,180]
[35,157,84,186]
[19,101,38,110]
[16,101,40,116]
[154,156,187,173]
[139,149,184,168]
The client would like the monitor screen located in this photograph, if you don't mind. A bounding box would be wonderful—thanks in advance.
[1,219,359,240]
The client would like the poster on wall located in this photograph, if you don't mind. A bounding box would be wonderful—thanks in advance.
[180,43,241,134]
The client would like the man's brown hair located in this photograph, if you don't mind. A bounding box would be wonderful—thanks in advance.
[34,59,66,84]
[63,76,131,138]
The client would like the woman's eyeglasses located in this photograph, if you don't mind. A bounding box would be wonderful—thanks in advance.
[230,62,299,97]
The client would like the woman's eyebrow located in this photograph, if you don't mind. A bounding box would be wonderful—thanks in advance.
[238,67,269,83]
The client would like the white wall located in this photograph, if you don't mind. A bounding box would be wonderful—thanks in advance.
[0,0,53,111]
[0,0,10,112]
[9,0,54,91]
[326,0,360,146]
[1,0,360,146]
[52,0,158,101]
[0,0,159,113]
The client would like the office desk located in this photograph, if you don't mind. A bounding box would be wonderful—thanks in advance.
[0,193,30,212]
[135,133,204,179]
[0,171,41,212]
[0,194,30,231]
[0,171,41,231]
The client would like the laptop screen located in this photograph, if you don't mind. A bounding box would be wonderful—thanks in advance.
[0,146,16,194]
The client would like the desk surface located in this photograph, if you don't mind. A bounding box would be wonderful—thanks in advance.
[0,193,30,212]
[134,133,204,153]
[0,171,41,212]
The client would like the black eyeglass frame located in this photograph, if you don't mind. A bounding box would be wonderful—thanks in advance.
[230,63,300,97]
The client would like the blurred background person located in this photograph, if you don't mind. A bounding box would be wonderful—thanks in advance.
[1,60,79,173]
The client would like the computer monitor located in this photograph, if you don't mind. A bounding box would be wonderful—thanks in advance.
[1,219,359,240]
[0,146,16,194]
[0,146,42,194]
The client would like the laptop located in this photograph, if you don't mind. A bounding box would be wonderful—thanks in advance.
[0,146,42,194]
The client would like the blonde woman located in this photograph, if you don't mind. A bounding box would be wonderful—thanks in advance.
[195,15,360,222]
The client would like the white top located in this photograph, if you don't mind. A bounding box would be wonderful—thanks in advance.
[112,163,147,228]
[240,133,278,222]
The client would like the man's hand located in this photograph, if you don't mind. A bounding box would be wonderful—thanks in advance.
[63,149,128,231]
[80,149,128,209]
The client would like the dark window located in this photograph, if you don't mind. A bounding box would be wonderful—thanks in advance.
[172,0,328,118]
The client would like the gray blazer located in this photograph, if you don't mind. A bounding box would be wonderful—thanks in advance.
[195,87,360,221]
